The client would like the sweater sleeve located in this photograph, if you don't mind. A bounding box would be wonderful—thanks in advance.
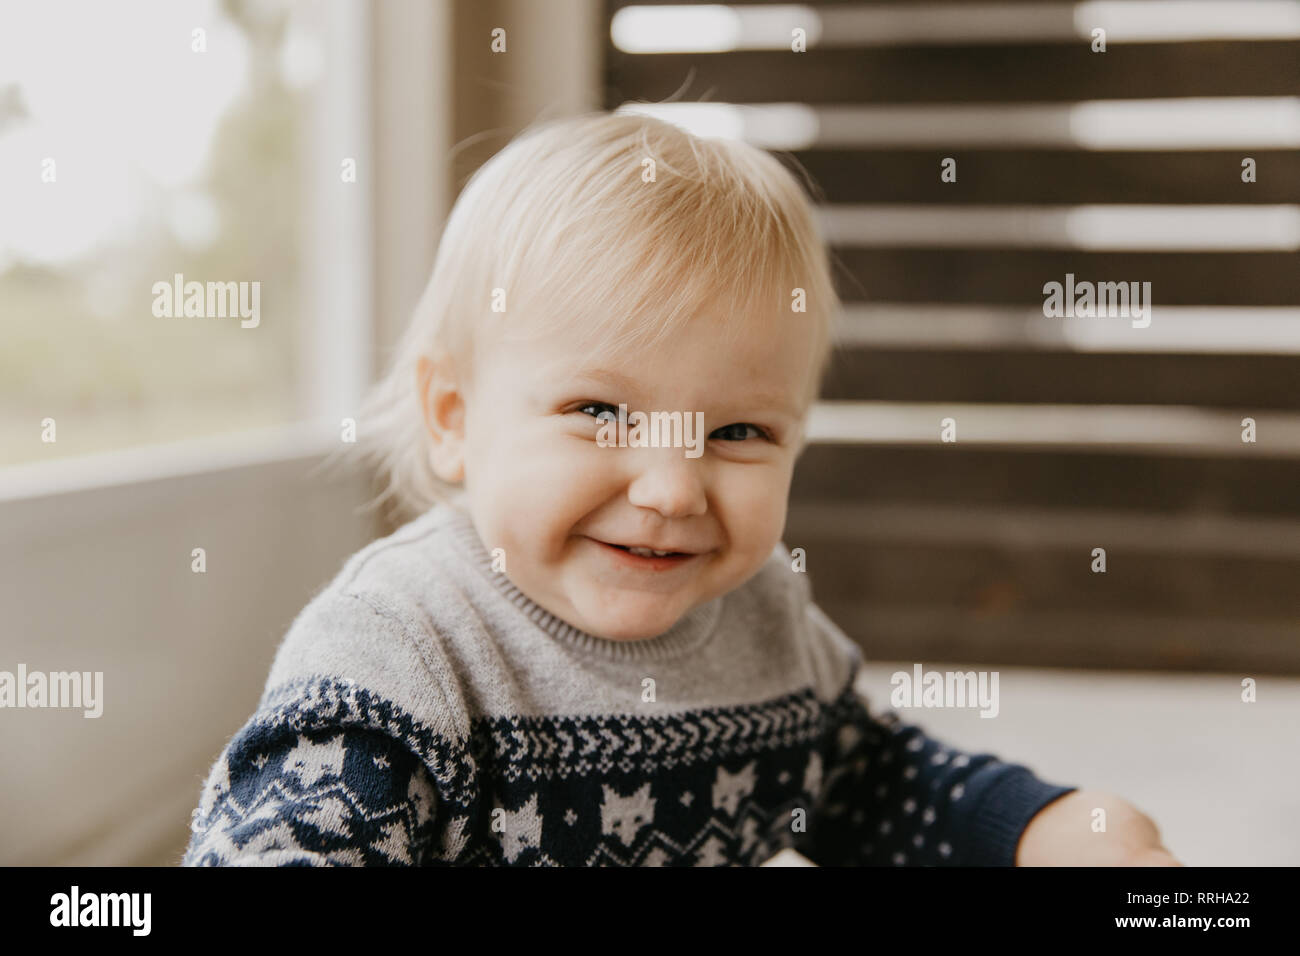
[798,602,1078,867]
[181,717,441,866]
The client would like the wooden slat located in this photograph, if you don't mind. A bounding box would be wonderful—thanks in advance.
[810,603,1300,674]
[607,42,1300,104]
[822,349,1300,408]
[780,150,1300,204]
[790,444,1300,515]
[788,501,1300,557]
[808,546,1300,624]
[789,519,1300,617]
[832,250,1300,305]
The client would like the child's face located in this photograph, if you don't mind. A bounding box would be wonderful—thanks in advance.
[448,307,817,641]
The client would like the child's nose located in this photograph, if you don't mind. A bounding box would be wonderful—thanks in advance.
[625,451,707,519]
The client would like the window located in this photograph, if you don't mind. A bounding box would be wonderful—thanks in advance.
[0,0,368,466]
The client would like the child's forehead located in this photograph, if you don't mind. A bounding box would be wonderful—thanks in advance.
[510,290,785,349]
[501,307,785,372]
[487,309,810,411]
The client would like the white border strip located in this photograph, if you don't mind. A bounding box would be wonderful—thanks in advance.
[618,99,1300,150]
[815,204,1300,250]
[0,419,344,502]
[835,304,1300,353]
[612,1,1300,51]
[805,401,1300,455]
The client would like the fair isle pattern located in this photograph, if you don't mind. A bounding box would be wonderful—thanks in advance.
[479,690,831,782]
[183,723,440,866]
[183,672,1047,866]
[251,676,479,809]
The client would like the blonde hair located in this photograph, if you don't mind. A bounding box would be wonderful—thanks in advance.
[353,110,841,523]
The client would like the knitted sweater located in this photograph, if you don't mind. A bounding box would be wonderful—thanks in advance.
[182,503,1076,866]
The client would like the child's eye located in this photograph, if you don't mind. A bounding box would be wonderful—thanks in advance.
[573,404,771,443]
[575,401,621,422]
[711,423,770,442]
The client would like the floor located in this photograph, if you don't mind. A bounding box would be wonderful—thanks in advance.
[765,661,1300,866]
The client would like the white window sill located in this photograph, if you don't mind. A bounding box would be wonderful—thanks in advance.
[0,419,351,505]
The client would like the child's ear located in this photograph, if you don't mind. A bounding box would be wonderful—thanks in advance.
[417,349,467,484]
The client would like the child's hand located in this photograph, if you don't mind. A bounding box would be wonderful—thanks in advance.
[1015,789,1184,866]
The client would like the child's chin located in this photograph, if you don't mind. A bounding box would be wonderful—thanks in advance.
[586,608,682,642]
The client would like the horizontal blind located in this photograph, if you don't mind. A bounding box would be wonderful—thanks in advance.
[603,0,1300,673]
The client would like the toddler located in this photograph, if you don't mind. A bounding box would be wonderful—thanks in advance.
[183,112,1177,866]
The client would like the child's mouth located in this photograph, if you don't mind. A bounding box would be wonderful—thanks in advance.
[613,544,683,557]
[591,539,699,569]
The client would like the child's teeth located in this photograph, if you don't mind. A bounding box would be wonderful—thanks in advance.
[628,547,672,557]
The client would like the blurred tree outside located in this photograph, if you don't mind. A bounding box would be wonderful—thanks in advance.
[0,0,313,466]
